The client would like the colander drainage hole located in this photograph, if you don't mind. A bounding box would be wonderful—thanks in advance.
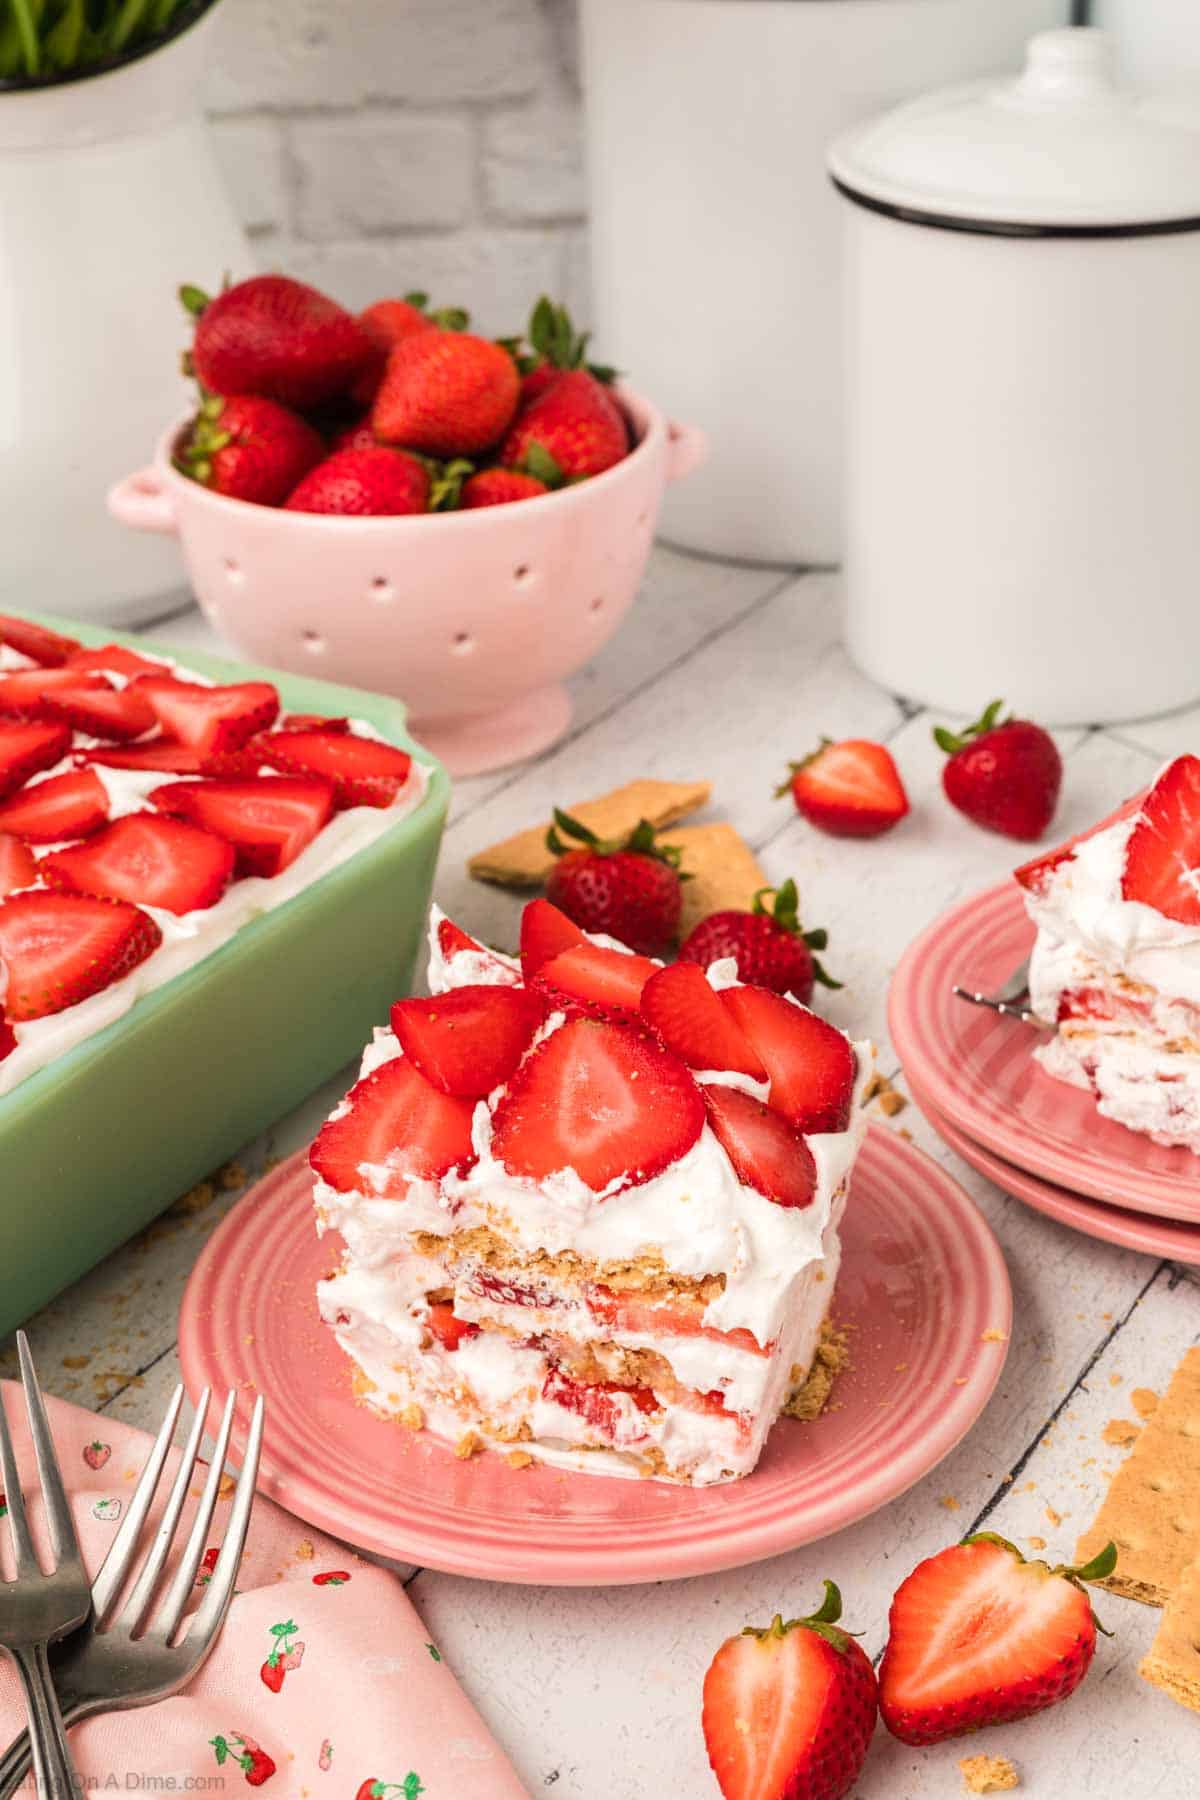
[301,630,327,655]
[369,577,394,602]
[451,631,475,655]
[590,595,605,614]
[223,557,245,585]
[513,563,532,586]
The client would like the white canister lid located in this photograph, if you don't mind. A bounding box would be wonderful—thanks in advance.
[828,27,1200,233]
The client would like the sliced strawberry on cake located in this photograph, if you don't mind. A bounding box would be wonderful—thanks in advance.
[82,740,206,775]
[42,815,235,915]
[312,1056,477,1198]
[640,961,767,1079]
[531,940,658,1017]
[0,616,80,668]
[65,644,170,679]
[42,682,157,743]
[0,668,112,721]
[519,897,586,977]
[135,677,280,758]
[433,911,521,986]
[149,776,334,877]
[0,768,109,842]
[0,891,160,1019]
[0,833,36,896]
[702,1085,818,1210]
[0,721,72,801]
[391,984,543,1098]
[720,985,857,1134]
[254,727,412,809]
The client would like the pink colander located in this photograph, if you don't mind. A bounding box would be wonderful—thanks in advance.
[108,386,706,776]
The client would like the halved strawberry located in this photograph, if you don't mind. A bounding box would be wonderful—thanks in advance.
[254,728,412,809]
[703,1084,818,1210]
[42,815,235,915]
[533,941,658,1016]
[81,739,205,775]
[390,983,543,1098]
[781,737,909,838]
[0,768,108,843]
[135,677,280,758]
[587,1286,770,1357]
[541,1366,659,1438]
[640,962,767,1079]
[43,682,157,743]
[0,890,161,1020]
[518,897,586,977]
[0,668,111,720]
[879,1534,1116,1745]
[1119,755,1200,925]
[426,1301,480,1351]
[0,721,72,801]
[149,776,334,877]
[1014,792,1146,896]
[66,644,171,679]
[310,1056,476,1196]
[0,616,80,667]
[0,833,36,896]
[720,986,856,1134]
[490,1016,704,1194]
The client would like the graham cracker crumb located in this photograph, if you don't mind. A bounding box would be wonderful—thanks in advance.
[861,1072,885,1103]
[1109,1373,1123,1387]
[1132,1387,1159,1419]
[959,1753,1019,1794]
[1045,1505,1063,1527]
[1102,1418,1141,1448]
[351,1368,378,1400]
[782,1319,849,1422]
[398,1404,424,1431]
[1026,1536,1046,1550]
[981,1328,1008,1344]
[61,1355,90,1370]
[876,1088,907,1117]
[455,1431,483,1460]
[1140,1554,1200,1712]
[506,1450,534,1471]
[940,1495,960,1511]
[294,1539,315,1561]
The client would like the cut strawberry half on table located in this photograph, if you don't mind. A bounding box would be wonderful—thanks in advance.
[0,721,72,801]
[640,962,767,1079]
[254,728,412,809]
[782,736,910,838]
[0,833,36,896]
[519,897,586,977]
[533,941,658,1016]
[391,983,543,1098]
[135,677,280,758]
[703,1084,818,1210]
[0,616,80,668]
[0,768,108,843]
[0,668,111,720]
[1014,791,1146,896]
[0,890,160,1020]
[82,739,205,775]
[42,682,157,743]
[426,1302,479,1352]
[720,985,856,1134]
[43,815,235,916]
[541,1367,658,1437]
[490,1016,704,1194]
[149,776,334,877]
[65,644,170,680]
[1119,754,1200,926]
[310,1056,477,1196]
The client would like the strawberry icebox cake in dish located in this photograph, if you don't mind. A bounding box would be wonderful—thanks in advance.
[311,898,873,1486]
[0,614,425,1095]
[1015,753,1200,1154]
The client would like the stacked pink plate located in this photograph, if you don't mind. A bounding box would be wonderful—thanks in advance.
[890,881,1200,1265]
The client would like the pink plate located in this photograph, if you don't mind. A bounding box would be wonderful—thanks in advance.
[178,1127,1010,1585]
[908,1075,1200,1267]
[889,880,1200,1221]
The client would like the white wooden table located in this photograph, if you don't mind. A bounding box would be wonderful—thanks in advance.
[12,549,1199,1797]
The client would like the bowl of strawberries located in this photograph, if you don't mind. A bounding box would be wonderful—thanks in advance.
[108,277,706,777]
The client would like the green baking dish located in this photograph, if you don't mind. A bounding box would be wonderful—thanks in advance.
[0,610,450,1335]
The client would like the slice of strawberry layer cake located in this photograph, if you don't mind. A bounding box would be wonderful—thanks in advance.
[311,900,873,1485]
[1016,754,1200,1154]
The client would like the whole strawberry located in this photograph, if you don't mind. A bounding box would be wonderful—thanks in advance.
[175,395,325,507]
[678,881,839,1005]
[327,417,379,456]
[182,275,373,411]
[352,291,470,406]
[285,447,430,516]
[501,368,629,484]
[936,699,1062,841]
[879,1534,1116,1745]
[460,469,548,509]
[545,810,682,954]
[510,295,618,407]
[781,737,909,838]
[371,331,519,456]
[702,1581,878,1800]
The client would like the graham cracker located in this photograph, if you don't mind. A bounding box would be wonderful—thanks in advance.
[783,1319,850,1423]
[959,1754,1019,1794]
[1074,1345,1200,1606]
[1140,1553,1200,1713]
[468,779,711,888]
[670,823,768,939]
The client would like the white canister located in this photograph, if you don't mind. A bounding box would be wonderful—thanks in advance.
[1088,0,1200,91]
[830,28,1200,726]
[0,5,252,626]
[580,0,1069,566]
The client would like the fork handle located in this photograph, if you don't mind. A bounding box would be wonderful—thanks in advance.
[5,1646,82,1800]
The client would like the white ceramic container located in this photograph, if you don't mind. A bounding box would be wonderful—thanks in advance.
[831,28,1200,725]
[1090,0,1200,90]
[0,5,252,626]
[580,0,1068,565]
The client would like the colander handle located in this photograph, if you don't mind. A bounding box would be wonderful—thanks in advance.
[107,467,178,536]
[664,420,708,484]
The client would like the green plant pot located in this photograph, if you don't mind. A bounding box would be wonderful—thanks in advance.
[0,611,450,1335]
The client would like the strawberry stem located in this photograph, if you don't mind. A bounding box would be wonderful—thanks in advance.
[933,698,1007,757]
[752,882,843,990]
[546,810,684,871]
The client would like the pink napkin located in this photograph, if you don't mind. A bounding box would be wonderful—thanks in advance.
[0,1381,528,1798]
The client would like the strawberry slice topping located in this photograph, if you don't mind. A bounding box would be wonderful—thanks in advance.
[0,890,160,1020]
[702,1084,818,1210]
[81,739,205,775]
[1014,791,1146,896]
[310,1056,476,1196]
[434,915,521,985]
[42,815,235,916]
[541,1367,658,1438]
[280,713,350,734]
[43,682,157,743]
[390,983,543,1097]
[254,728,412,809]
[0,768,108,843]
[533,941,658,1016]
[720,985,856,1134]
[0,616,80,668]
[149,776,334,877]
[587,1286,770,1357]
[0,668,112,720]
[1119,755,1200,925]
[426,1302,480,1351]
[640,962,767,1079]
[0,721,72,801]
[490,1016,704,1193]
[66,644,171,680]
[519,897,586,977]
[135,677,280,757]
[0,833,36,896]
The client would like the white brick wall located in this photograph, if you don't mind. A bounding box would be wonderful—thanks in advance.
[204,0,590,339]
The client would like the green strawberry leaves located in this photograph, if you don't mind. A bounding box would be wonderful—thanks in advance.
[742,1581,860,1656]
[546,809,686,874]
[521,441,566,489]
[752,881,841,990]
[934,698,1008,757]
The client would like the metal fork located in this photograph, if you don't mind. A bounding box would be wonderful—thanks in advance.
[952,955,1052,1028]
[0,1332,92,1800]
[0,1381,264,1799]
